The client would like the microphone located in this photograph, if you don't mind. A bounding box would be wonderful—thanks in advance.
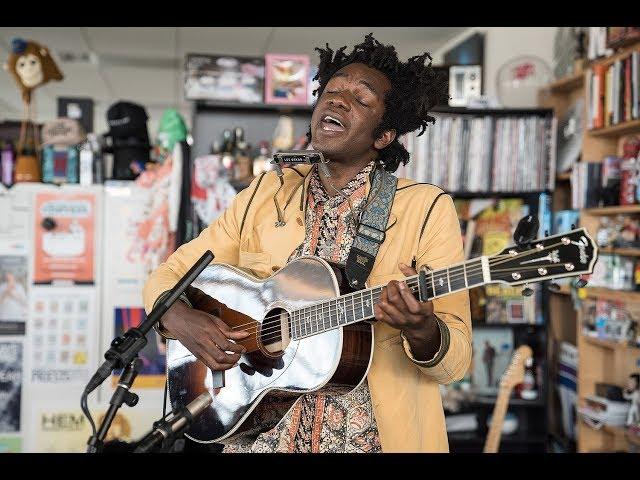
[133,392,213,453]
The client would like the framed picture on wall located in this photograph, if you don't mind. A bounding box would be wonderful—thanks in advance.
[184,54,265,104]
[265,53,310,105]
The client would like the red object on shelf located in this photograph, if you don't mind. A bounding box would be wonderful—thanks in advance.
[620,159,637,205]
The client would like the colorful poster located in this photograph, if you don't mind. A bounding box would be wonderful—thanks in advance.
[0,256,28,335]
[30,288,96,385]
[0,342,22,432]
[35,407,161,452]
[112,307,166,388]
[33,191,95,284]
[0,436,21,453]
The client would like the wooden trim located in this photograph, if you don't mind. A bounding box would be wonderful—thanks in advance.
[546,72,584,94]
[582,204,640,216]
[599,247,640,257]
[589,40,640,68]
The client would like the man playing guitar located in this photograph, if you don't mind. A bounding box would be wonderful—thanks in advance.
[143,33,471,452]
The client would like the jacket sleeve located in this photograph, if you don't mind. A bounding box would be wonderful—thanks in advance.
[401,193,472,384]
[142,174,264,314]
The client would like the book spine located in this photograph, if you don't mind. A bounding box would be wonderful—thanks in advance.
[626,56,632,122]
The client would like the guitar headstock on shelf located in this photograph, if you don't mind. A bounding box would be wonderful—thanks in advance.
[499,345,534,391]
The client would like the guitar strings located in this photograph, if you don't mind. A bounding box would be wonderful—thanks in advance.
[228,239,567,335]
[239,259,568,344]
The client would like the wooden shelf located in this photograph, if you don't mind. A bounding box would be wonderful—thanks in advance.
[195,100,313,114]
[590,40,640,68]
[582,335,639,351]
[578,286,640,303]
[600,247,640,257]
[603,425,640,447]
[547,72,584,94]
[588,119,640,138]
[582,204,640,216]
[553,286,572,296]
[556,171,572,181]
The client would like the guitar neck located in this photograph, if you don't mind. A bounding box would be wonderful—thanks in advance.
[484,386,513,453]
[289,256,490,341]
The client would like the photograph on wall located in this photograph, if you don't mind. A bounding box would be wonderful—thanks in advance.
[0,256,28,335]
[184,54,264,103]
[471,328,514,396]
[112,307,166,388]
[33,191,95,285]
[30,287,96,385]
[0,342,22,433]
[265,53,310,105]
[0,436,21,453]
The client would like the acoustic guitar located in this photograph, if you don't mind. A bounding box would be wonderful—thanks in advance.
[483,345,533,453]
[166,228,597,443]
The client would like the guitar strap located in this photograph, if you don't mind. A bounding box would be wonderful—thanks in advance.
[345,166,397,290]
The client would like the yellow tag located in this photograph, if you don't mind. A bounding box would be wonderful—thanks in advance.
[577,288,587,300]
[483,231,510,256]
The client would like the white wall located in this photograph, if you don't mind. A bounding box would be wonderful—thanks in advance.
[434,27,558,104]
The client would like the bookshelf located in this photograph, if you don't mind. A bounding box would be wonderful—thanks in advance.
[539,37,640,453]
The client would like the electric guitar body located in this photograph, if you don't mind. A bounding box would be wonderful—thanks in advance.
[167,256,373,444]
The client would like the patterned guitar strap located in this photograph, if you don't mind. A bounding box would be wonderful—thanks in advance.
[345,166,398,290]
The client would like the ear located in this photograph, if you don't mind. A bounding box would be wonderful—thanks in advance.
[374,129,396,150]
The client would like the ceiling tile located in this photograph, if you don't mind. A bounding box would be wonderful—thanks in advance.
[0,27,87,54]
[84,27,176,58]
[177,28,274,57]
[101,65,177,105]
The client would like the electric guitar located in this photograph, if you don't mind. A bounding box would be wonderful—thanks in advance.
[166,228,597,443]
[483,345,533,453]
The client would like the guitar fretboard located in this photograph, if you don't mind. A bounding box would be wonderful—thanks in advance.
[289,257,488,340]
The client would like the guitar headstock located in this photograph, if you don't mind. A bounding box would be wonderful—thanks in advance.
[488,228,598,286]
[499,345,533,390]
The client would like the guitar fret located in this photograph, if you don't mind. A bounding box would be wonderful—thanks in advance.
[463,262,468,288]
[430,270,436,297]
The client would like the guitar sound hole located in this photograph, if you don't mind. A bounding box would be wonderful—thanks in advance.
[259,308,291,357]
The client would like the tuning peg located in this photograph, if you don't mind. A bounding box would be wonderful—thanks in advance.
[571,224,576,229]
[548,282,562,292]
[574,277,588,288]
[544,230,549,237]
[521,284,534,296]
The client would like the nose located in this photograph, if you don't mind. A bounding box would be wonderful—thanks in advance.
[327,93,350,111]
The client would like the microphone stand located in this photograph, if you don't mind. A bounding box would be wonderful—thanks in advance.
[87,358,142,453]
[82,250,215,453]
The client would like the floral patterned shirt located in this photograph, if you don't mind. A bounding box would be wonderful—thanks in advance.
[222,161,382,453]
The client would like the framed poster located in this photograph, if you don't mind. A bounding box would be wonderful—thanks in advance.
[184,54,264,103]
[33,191,95,284]
[265,53,310,105]
[471,328,514,395]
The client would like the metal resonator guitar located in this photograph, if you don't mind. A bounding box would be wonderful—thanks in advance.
[166,228,598,443]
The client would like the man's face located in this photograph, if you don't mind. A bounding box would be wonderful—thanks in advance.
[310,62,393,162]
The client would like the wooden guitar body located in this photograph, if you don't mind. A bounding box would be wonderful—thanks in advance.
[166,256,373,443]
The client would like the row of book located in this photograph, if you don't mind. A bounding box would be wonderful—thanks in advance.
[399,114,554,193]
[571,161,602,209]
[587,51,640,129]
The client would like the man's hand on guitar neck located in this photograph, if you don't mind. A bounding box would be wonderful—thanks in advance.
[162,301,251,371]
[374,263,441,362]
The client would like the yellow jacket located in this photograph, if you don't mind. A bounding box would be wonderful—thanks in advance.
[143,165,472,452]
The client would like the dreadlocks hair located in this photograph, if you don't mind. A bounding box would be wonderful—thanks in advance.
[307,33,449,173]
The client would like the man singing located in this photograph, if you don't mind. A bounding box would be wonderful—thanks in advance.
[143,34,471,452]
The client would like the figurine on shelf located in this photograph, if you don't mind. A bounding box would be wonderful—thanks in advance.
[623,373,640,427]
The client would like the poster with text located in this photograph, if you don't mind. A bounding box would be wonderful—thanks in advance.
[0,342,22,433]
[0,256,28,335]
[34,406,160,452]
[0,436,21,453]
[0,184,35,256]
[30,288,96,385]
[33,191,95,284]
[112,307,165,388]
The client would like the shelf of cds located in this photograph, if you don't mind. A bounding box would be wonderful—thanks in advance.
[398,109,556,194]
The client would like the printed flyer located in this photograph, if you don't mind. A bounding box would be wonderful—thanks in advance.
[0,256,28,335]
[30,287,96,385]
[0,436,21,453]
[0,342,22,433]
[35,407,161,452]
[33,191,95,284]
